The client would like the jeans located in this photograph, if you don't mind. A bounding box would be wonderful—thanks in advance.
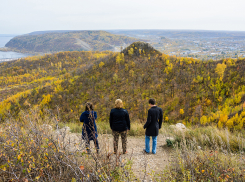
[145,135,157,154]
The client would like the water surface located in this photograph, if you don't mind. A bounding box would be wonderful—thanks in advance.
[0,34,29,61]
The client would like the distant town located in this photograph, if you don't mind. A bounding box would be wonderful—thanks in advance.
[108,30,245,60]
[1,30,245,61]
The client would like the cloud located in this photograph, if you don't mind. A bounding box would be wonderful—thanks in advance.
[0,0,245,33]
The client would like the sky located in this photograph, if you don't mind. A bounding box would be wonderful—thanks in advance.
[1,0,245,34]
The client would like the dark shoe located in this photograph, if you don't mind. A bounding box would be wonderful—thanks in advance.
[123,151,128,154]
[143,149,149,154]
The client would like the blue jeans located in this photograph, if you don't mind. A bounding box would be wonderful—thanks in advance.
[145,135,157,154]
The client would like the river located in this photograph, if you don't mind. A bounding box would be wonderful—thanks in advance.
[0,34,29,62]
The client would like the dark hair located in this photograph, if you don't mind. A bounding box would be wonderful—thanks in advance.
[149,98,156,105]
[85,102,93,111]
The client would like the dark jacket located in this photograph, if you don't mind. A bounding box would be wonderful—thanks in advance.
[110,108,130,132]
[80,111,98,140]
[144,106,163,136]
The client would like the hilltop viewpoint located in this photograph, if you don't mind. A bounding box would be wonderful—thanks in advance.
[0,41,245,181]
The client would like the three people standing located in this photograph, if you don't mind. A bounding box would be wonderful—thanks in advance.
[80,98,162,155]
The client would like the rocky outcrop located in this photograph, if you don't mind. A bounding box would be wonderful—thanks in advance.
[169,123,187,131]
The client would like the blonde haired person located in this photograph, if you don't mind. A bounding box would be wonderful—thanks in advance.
[109,99,130,154]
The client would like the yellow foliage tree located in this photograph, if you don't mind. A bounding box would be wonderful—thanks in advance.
[116,56,121,65]
[99,61,105,68]
[113,73,118,83]
[129,70,134,77]
[200,115,208,125]
[215,63,227,80]
[128,48,134,56]
[139,49,142,54]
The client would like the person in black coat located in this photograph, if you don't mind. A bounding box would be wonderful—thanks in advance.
[110,99,130,154]
[143,98,163,154]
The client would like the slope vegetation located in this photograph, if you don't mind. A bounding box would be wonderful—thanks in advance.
[0,42,245,131]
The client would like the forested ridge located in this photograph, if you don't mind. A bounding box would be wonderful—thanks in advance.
[0,41,245,130]
[4,31,142,53]
[1,41,245,182]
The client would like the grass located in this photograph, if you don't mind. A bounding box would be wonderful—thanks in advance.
[58,121,146,136]
[164,125,245,152]
[158,138,245,181]
[156,124,245,181]
[1,111,244,181]
[0,112,134,182]
[58,121,245,153]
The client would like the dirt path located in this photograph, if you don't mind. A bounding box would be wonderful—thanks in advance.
[103,135,173,181]
[53,127,173,181]
[127,135,171,179]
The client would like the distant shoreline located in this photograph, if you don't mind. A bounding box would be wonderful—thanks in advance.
[0,47,42,55]
[0,47,11,52]
[0,58,18,63]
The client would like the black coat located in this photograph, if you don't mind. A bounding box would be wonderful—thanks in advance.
[110,108,130,132]
[144,106,163,136]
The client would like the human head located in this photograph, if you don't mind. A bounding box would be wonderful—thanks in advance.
[149,98,156,105]
[115,99,123,109]
[85,102,93,111]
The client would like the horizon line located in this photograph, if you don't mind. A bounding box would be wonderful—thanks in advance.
[2,28,245,35]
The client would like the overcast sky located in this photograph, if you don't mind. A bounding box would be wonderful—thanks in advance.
[1,0,245,34]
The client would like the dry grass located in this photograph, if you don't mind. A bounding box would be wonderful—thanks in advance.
[60,121,146,136]
[0,111,134,182]
[157,125,245,181]
[1,110,244,181]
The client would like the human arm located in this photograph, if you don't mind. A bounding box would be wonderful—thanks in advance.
[144,110,151,129]
[159,108,163,129]
[109,110,113,130]
[94,111,97,120]
[125,110,130,130]
[80,113,84,122]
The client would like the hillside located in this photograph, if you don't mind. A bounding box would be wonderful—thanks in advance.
[0,42,245,131]
[4,30,143,53]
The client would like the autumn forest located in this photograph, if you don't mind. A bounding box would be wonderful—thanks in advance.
[0,41,245,181]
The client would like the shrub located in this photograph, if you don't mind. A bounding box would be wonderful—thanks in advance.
[159,133,245,181]
[0,113,133,181]
[166,126,245,152]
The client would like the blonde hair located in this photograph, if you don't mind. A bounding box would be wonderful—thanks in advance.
[115,99,123,109]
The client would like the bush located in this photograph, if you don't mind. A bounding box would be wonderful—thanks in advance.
[0,113,134,181]
[159,133,245,181]
[166,126,245,152]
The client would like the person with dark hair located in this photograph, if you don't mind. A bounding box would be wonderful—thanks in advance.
[110,99,130,154]
[143,98,163,154]
[80,102,99,153]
